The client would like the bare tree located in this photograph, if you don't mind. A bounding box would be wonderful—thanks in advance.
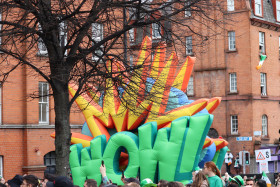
[0,0,226,176]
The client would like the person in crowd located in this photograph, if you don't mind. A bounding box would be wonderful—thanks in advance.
[222,172,230,187]
[158,180,168,187]
[167,182,184,187]
[123,182,140,187]
[225,151,233,175]
[100,162,111,185]
[140,178,157,187]
[227,184,239,187]
[7,175,23,187]
[229,175,244,187]
[42,173,56,187]
[46,176,73,187]
[234,154,241,175]
[191,171,209,187]
[255,179,266,187]
[84,179,97,187]
[245,177,255,187]
[122,178,140,186]
[203,161,223,187]
[20,175,39,187]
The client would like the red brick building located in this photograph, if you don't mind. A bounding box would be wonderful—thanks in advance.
[180,0,280,174]
[0,0,279,180]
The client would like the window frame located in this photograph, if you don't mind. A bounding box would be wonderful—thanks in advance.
[277,1,280,22]
[0,156,3,177]
[152,23,161,39]
[129,28,135,43]
[92,23,104,61]
[39,82,49,124]
[228,31,236,51]
[186,36,193,55]
[59,21,67,55]
[185,1,192,17]
[260,72,267,96]
[255,0,263,17]
[187,76,194,96]
[259,32,265,54]
[38,24,48,55]
[231,115,238,135]
[44,151,56,174]
[262,114,268,137]
[227,0,235,11]
[229,72,237,93]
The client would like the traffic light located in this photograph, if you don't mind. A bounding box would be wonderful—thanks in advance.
[245,151,250,165]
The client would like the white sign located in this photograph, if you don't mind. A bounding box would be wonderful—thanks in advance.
[259,160,269,173]
[236,137,252,141]
[255,149,271,162]
[254,131,262,136]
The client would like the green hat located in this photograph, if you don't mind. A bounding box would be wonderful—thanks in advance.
[140,178,157,187]
[229,175,244,187]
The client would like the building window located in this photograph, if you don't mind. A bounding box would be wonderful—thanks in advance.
[186,36,193,55]
[92,23,103,61]
[259,32,265,54]
[0,10,2,45]
[255,0,262,16]
[227,0,235,11]
[0,156,3,177]
[0,84,2,125]
[231,115,238,134]
[130,55,133,66]
[152,23,161,39]
[39,82,49,124]
[279,37,280,57]
[59,21,67,53]
[44,151,56,174]
[185,1,191,17]
[277,1,280,21]
[260,73,267,96]
[228,31,236,51]
[229,73,237,93]
[129,28,135,42]
[187,76,194,96]
[262,115,268,137]
[38,24,48,55]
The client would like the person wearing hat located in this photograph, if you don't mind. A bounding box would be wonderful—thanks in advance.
[225,150,233,175]
[46,176,73,187]
[140,178,157,187]
[7,175,23,187]
[229,175,244,187]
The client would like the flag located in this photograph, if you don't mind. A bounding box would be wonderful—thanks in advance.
[256,54,267,70]
[261,171,271,187]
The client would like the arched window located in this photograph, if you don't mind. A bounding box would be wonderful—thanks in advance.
[262,115,268,136]
[44,151,56,174]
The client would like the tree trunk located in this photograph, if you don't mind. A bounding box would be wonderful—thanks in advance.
[52,78,71,176]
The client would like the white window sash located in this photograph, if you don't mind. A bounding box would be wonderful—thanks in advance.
[59,21,67,55]
[39,82,49,124]
[152,23,161,39]
[231,116,238,134]
[186,36,193,55]
[92,23,103,61]
[187,76,194,95]
[129,29,135,42]
[228,31,236,50]
[255,0,262,16]
[262,115,267,136]
[260,73,267,96]
[259,32,265,53]
[230,73,237,92]
[38,24,48,55]
[277,1,280,21]
[227,0,235,11]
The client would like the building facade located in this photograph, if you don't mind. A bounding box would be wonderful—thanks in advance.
[183,0,280,174]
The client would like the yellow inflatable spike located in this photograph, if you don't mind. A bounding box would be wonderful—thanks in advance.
[146,98,208,126]
[150,44,166,79]
[145,52,178,121]
[172,56,195,92]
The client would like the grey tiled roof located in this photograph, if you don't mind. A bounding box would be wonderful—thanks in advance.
[250,0,280,25]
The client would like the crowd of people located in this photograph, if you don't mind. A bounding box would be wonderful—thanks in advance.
[0,161,274,187]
